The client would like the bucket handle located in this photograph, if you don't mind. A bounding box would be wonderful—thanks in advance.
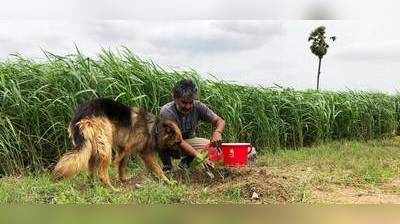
[207,143,252,154]
[209,140,223,152]
[205,142,222,153]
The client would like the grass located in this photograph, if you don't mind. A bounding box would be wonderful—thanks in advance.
[1,48,400,175]
[1,138,400,204]
[0,172,187,204]
[260,137,400,188]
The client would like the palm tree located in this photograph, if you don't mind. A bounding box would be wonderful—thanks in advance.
[308,26,335,90]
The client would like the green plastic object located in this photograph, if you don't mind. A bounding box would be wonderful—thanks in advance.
[190,152,208,171]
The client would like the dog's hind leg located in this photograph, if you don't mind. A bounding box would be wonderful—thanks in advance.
[98,152,115,190]
[140,152,171,184]
[97,140,116,190]
[88,154,99,184]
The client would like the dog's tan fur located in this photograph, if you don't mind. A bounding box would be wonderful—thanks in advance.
[53,104,182,189]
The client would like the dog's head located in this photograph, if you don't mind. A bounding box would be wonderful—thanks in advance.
[158,119,183,149]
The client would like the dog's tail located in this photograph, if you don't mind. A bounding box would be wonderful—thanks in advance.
[53,119,96,180]
[53,144,92,180]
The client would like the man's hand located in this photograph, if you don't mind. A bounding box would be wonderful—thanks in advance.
[210,131,222,144]
[205,159,214,168]
[190,152,215,171]
[190,152,208,170]
[210,116,224,145]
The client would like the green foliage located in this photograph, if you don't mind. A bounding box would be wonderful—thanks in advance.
[223,186,244,203]
[0,48,398,174]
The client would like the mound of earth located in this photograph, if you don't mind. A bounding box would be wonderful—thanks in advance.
[171,166,301,203]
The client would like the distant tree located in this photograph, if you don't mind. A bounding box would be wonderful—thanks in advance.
[308,26,336,90]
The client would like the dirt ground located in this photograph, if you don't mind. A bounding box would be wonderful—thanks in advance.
[119,166,400,204]
[183,166,295,203]
[312,177,400,204]
[312,187,400,204]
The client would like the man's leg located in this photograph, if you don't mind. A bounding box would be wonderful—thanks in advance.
[159,150,173,171]
[180,137,210,168]
[159,146,182,171]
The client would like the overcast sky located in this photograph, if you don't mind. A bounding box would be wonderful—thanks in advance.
[1,1,400,93]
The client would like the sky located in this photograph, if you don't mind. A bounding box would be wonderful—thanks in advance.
[1,1,400,93]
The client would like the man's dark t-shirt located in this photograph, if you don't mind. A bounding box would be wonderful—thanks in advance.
[160,100,217,139]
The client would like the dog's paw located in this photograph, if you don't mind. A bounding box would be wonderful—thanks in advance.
[163,178,178,186]
[110,186,121,192]
[168,179,179,186]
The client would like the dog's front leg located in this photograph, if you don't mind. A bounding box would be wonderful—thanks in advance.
[140,152,171,184]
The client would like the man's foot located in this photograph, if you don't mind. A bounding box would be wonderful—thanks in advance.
[119,176,131,183]
[178,160,190,170]
[162,165,173,173]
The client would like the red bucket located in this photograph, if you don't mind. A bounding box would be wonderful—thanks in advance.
[221,143,252,167]
[207,145,223,162]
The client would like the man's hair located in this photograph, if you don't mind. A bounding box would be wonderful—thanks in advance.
[172,79,198,99]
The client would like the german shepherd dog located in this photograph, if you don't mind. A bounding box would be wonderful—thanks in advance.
[53,98,182,189]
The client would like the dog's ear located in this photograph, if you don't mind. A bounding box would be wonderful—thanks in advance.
[164,125,172,134]
[161,120,182,140]
[162,121,173,133]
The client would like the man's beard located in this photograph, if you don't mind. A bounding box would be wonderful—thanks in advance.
[178,106,191,115]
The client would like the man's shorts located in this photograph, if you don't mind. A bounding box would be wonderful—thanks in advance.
[185,137,210,152]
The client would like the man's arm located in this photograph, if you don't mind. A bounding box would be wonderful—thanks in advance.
[196,101,225,143]
[178,140,199,157]
[210,116,225,143]
[177,116,225,165]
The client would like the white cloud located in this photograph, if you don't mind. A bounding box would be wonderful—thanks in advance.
[0,21,84,58]
[148,21,282,55]
[1,0,399,20]
[212,21,283,36]
[334,41,400,61]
